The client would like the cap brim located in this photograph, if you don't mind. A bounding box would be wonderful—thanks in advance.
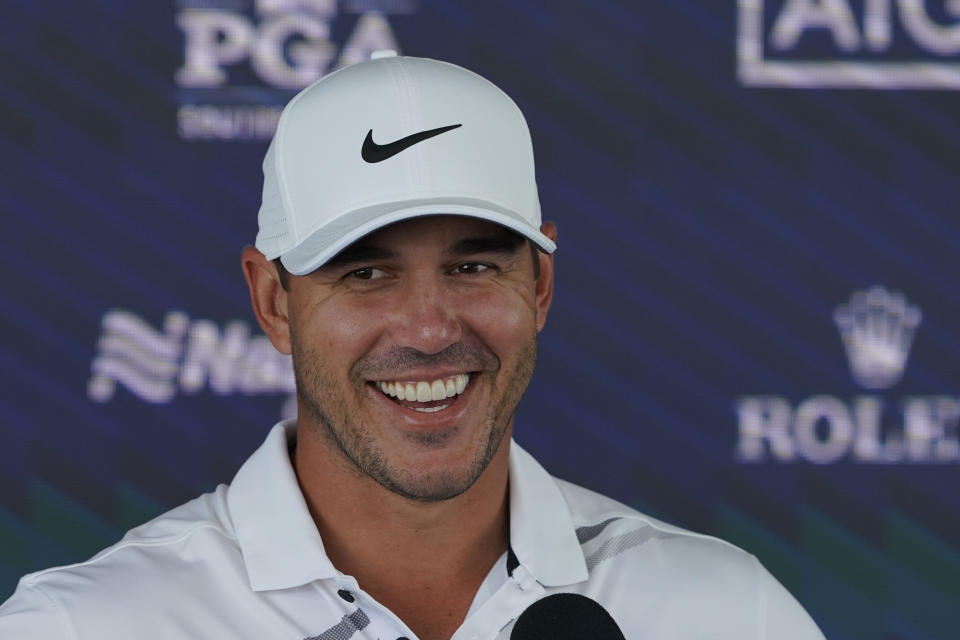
[280,197,556,276]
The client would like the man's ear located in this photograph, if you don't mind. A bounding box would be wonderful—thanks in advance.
[534,222,557,333]
[242,246,291,355]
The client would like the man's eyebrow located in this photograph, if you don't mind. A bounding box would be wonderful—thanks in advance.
[445,232,526,258]
[321,244,398,269]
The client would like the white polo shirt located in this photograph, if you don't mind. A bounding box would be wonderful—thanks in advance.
[0,421,824,639]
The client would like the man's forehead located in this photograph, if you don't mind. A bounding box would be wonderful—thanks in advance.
[325,215,524,265]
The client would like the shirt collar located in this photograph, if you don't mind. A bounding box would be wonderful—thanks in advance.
[228,421,588,591]
[507,442,589,587]
[228,420,339,591]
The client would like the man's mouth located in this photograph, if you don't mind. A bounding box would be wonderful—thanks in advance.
[373,373,471,413]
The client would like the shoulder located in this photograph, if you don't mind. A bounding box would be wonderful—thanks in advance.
[0,485,241,636]
[556,477,757,578]
[29,483,237,583]
[553,479,824,639]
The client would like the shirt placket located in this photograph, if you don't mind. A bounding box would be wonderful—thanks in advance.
[450,564,545,640]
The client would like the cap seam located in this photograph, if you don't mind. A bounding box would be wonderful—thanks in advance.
[507,99,539,211]
[396,59,426,192]
[270,78,314,248]
[388,58,421,196]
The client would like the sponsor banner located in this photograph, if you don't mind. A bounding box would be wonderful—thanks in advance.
[736,286,959,464]
[87,309,296,417]
[174,0,412,140]
[738,0,960,89]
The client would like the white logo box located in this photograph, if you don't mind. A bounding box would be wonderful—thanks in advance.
[738,0,960,89]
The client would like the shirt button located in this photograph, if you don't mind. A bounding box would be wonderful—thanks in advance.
[337,589,355,603]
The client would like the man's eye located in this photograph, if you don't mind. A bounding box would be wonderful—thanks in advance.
[347,267,383,281]
[454,263,490,275]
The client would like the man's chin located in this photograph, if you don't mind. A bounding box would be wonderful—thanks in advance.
[374,467,479,503]
[366,423,510,503]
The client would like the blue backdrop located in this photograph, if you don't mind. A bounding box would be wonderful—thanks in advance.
[2,2,959,638]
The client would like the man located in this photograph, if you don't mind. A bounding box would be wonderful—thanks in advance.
[0,53,824,639]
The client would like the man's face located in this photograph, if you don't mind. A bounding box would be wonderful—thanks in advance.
[281,215,554,502]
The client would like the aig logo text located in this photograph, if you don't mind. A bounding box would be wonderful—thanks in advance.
[738,0,960,89]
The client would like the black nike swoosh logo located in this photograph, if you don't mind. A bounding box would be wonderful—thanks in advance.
[361,124,462,163]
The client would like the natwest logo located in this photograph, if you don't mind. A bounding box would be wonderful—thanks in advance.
[738,0,960,89]
[736,286,960,464]
[87,309,296,417]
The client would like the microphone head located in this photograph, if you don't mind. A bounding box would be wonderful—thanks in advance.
[510,592,626,640]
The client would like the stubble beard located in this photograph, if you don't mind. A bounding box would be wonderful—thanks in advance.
[291,336,538,503]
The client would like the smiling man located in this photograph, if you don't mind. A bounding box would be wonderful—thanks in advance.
[0,54,824,640]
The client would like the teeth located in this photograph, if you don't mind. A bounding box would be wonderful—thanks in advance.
[375,374,471,406]
[414,404,450,413]
[416,381,431,402]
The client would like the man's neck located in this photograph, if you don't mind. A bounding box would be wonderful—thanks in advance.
[292,425,511,638]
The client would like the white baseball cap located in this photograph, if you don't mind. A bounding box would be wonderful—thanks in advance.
[255,52,556,275]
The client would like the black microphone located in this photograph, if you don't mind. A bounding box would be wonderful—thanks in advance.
[510,593,626,639]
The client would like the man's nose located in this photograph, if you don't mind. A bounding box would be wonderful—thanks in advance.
[387,277,463,355]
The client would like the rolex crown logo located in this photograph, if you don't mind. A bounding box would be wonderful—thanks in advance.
[833,286,921,391]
